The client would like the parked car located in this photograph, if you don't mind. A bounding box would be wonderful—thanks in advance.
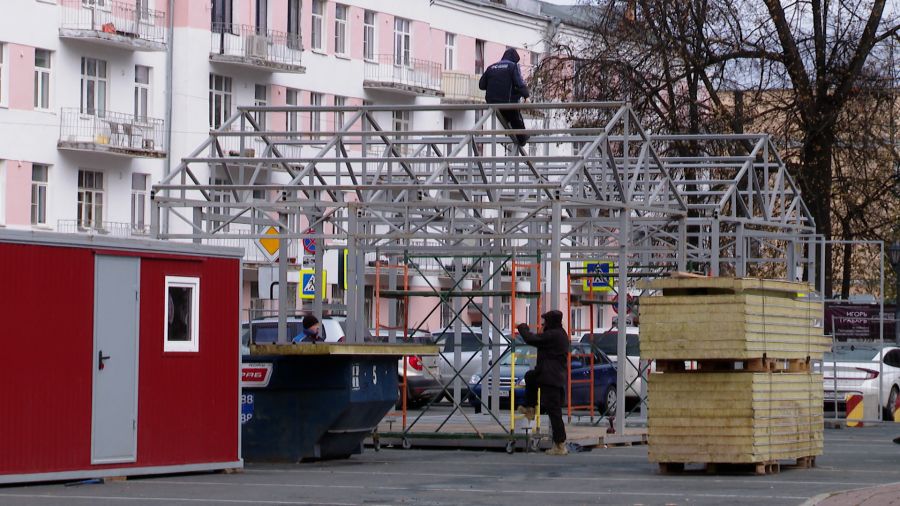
[243,315,346,347]
[368,329,443,408]
[579,326,645,398]
[434,327,509,397]
[820,344,900,418]
[466,344,617,413]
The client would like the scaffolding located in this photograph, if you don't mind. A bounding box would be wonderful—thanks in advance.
[152,101,818,436]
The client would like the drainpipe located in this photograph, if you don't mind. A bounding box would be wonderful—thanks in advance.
[162,0,175,235]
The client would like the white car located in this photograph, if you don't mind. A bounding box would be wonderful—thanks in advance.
[240,316,346,354]
[820,344,900,418]
[579,326,646,399]
[368,329,443,408]
[434,327,508,398]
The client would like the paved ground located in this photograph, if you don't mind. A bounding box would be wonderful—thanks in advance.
[1,425,898,506]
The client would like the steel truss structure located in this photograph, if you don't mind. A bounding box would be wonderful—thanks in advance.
[152,102,818,434]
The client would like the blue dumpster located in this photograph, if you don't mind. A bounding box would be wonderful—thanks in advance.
[241,344,437,461]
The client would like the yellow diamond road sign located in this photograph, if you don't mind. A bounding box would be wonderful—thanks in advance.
[255,227,284,261]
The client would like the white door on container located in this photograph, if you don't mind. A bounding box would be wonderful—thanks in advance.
[92,255,140,464]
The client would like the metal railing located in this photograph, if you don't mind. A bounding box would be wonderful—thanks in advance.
[59,0,168,45]
[59,108,165,153]
[441,71,484,102]
[58,219,150,236]
[211,23,303,68]
[364,54,443,93]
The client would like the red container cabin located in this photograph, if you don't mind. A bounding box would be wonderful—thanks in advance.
[0,230,243,484]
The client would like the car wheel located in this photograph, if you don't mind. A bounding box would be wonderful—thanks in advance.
[603,386,617,415]
[885,386,899,420]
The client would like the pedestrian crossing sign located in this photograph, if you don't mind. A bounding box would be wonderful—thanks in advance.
[581,261,614,292]
[299,269,326,300]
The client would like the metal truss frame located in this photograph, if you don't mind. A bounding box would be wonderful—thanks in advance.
[152,102,817,434]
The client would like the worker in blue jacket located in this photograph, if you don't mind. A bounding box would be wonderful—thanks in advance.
[479,48,530,146]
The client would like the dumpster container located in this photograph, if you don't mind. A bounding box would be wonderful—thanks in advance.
[241,343,438,461]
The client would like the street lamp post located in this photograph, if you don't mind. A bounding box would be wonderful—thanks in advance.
[889,241,900,346]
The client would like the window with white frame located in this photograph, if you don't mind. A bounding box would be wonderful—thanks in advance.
[210,177,230,232]
[136,0,152,21]
[255,0,267,34]
[209,73,232,128]
[475,39,485,74]
[311,0,325,51]
[254,84,267,129]
[211,0,233,33]
[80,57,107,117]
[0,44,6,106]
[77,169,104,229]
[333,95,346,130]
[310,92,322,138]
[334,4,348,56]
[34,49,51,110]
[363,10,375,61]
[134,65,150,122]
[393,18,410,66]
[131,173,148,233]
[165,276,200,352]
[286,88,300,132]
[0,161,5,224]
[444,33,456,71]
[31,164,48,226]
[392,110,409,154]
[287,0,301,49]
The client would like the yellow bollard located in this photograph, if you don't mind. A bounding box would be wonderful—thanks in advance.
[893,394,900,423]
[846,394,864,427]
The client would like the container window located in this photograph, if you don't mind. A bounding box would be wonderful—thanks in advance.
[165,276,200,352]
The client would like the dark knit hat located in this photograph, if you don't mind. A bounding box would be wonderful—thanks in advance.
[303,315,320,329]
[541,310,563,328]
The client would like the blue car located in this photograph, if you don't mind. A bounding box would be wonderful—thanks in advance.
[467,344,617,413]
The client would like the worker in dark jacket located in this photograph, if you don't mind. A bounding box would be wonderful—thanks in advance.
[478,48,530,146]
[516,309,569,455]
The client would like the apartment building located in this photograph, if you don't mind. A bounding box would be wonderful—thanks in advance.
[0,0,587,323]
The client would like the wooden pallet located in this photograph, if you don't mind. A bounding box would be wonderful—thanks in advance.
[656,357,810,373]
[658,455,816,476]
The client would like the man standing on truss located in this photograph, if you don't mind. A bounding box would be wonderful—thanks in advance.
[479,48,530,147]
[517,310,569,455]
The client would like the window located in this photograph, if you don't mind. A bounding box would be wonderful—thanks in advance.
[333,95,346,130]
[209,74,232,128]
[77,170,104,229]
[210,177,230,232]
[80,57,107,117]
[475,39,485,74]
[393,18,410,66]
[392,110,409,154]
[211,0,233,32]
[165,276,200,352]
[287,0,301,49]
[334,4,348,56]
[131,173,148,232]
[444,33,456,71]
[0,44,6,106]
[134,65,150,122]
[254,84,267,129]
[31,164,48,225]
[286,88,300,132]
[363,10,375,61]
[136,0,152,21]
[443,116,453,153]
[310,92,323,138]
[0,161,4,224]
[34,49,51,110]
[255,0,267,34]
[311,0,325,51]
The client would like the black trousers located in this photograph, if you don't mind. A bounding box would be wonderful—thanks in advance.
[523,370,567,444]
[497,108,529,146]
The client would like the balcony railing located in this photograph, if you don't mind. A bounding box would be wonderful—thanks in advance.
[59,0,167,50]
[364,54,444,96]
[441,71,484,103]
[210,23,304,73]
[58,108,166,158]
[58,220,150,237]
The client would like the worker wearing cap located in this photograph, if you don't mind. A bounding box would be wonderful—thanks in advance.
[479,47,531,146]
[516,309,569,455]
[292,315,321,344]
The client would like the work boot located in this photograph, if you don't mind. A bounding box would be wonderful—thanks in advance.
[545,442,568,456]
[517,405,536,421]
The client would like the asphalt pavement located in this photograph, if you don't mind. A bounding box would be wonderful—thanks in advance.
[1,425,898,506]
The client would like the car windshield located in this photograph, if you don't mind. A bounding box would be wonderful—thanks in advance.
[252,322,303,343]
[499,346,537,367]
[438,331,484,352]
[825,345,880,362]
[581,332,640,356]
[241,325,250,347]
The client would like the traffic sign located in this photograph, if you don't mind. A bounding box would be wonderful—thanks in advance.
[299,269,326,300]
[581,261,614,292]
[303,229,316,254]
[611,293,634,315]
[255,226,283,262]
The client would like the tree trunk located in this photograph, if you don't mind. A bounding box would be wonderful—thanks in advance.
[840,217,853,299]
[798,122,835,297]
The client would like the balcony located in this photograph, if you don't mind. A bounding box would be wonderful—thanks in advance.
[441,71,484,103]
[58,108,166,158]
[59,0,167,51]
[58,220,150,237]
[364,55,444,97]
[210,23,305,73]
